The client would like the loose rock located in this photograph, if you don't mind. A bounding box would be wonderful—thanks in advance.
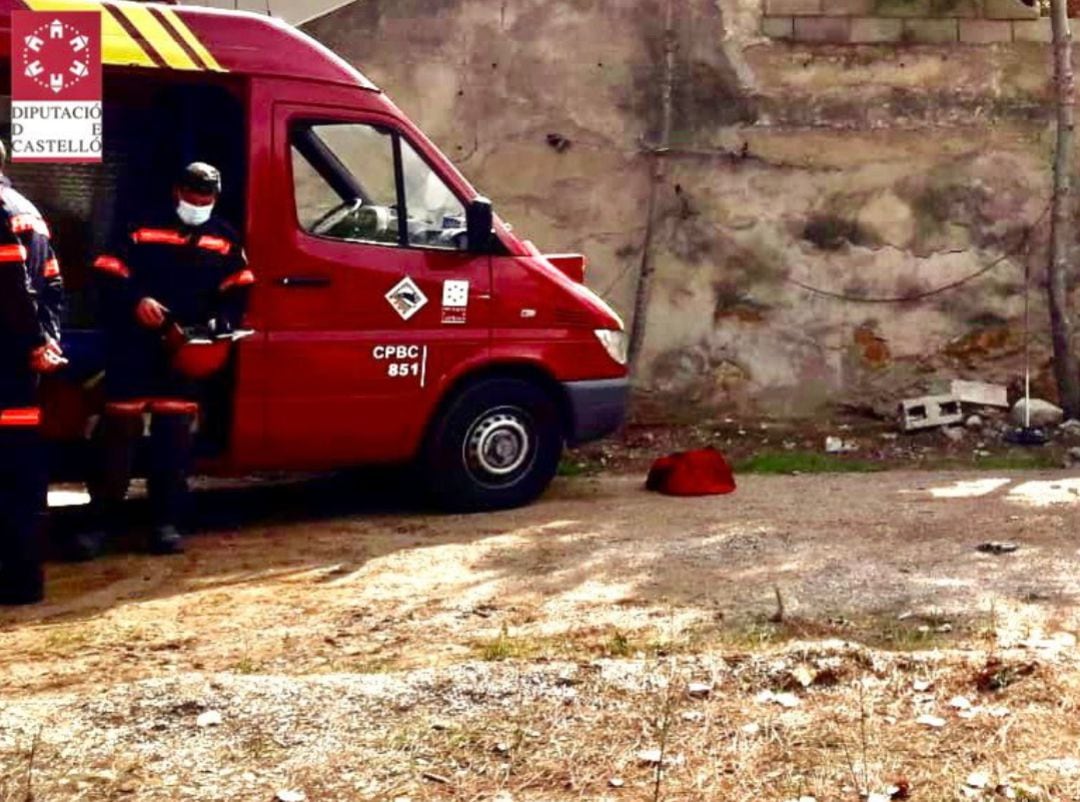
[195,710,222,728]
[756,689,800,708]
[965,415,983,429]
[637,748,663,765]
[276,792,306,802]
[1059,418,1080,436]
[949,695,972,710]
[825,436,856,454]
[977,542,1018,555]
[1011,399,1064,428]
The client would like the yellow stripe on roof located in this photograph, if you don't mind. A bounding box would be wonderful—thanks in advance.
[160,8,226,73]
[24,0,156,68]
[115,4,198,70]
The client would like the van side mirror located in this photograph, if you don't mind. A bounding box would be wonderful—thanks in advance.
[466,196,494,253]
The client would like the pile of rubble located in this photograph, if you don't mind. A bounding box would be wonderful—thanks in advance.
[889,379,1080,464]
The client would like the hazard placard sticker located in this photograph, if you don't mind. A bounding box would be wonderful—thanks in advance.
[386,276,428,321]
[441,279,469,325]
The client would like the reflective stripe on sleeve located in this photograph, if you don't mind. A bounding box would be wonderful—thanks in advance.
[0,408,40,427]
[132,228,189,246]
[93,255,131,279]
[219,269,255,292]
[0,243,28,262]
[196,235,232,254]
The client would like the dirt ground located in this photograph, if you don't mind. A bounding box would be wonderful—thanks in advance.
[4,468,1080,800]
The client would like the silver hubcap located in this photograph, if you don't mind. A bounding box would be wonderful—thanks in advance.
[466,410,531,478]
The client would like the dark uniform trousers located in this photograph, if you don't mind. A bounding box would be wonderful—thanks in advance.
[0,178,62,602]
[0,368,45,601]
[93,215,251,530]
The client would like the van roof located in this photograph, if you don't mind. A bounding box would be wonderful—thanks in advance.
[0,0,378,89]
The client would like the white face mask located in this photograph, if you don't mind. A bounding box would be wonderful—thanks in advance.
[177,199,213,227]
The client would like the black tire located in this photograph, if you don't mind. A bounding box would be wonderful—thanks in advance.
[424,378,563,512]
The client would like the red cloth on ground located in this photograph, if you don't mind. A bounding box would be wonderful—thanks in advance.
[645,447,737,496]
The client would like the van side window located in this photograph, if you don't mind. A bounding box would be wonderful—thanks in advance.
[290,122,400,246]
[289,120,467,251]
[401,139,466,250]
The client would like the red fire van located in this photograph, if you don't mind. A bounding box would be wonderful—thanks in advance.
[0,0,628,511]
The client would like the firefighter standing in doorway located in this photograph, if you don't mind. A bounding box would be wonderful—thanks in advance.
[0,141,65,605]
[80,162,252,559]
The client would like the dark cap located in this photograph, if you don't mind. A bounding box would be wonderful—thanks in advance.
[177,161,221,196]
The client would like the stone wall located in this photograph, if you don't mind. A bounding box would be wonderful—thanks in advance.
[303,0,1076,420]
[762,0,1047,44]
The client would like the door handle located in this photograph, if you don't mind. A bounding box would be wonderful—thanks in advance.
[278,275,332,288]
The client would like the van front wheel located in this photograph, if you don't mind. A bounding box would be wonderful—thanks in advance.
[424,378,563,512]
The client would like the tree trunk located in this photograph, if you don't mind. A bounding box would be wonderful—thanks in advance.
[627,0,677,373]
[1049,0,1080,417]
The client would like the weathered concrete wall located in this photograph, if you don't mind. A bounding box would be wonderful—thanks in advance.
[304,0,1069,418]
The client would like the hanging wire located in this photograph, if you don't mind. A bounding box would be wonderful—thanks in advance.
[601,204,1049,306]
[783,204,1048,305]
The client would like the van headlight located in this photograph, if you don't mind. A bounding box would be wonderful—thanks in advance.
[594,329,628,365]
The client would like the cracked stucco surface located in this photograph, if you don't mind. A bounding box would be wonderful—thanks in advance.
[304,0,1064,417]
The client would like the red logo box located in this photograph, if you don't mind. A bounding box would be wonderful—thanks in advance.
[12,11,101,101]
[11,11,102,163]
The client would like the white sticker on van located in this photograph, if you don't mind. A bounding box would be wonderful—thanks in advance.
[441,279,469,325]
[385,277,428,321]
[442,280,469,307]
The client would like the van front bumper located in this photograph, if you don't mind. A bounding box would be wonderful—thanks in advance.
[562,378,629,445]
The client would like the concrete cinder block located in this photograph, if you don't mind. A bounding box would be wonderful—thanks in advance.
[1013,18,1052,41]
[899,395,964,432]
[794,15,852,40]
[949,379,1009,408]
[903,18,959,42]
[983,0,1038,19]
[850,16,904,40]
[766,0,823,15]
[959,19,1014,42]
[763,16,796,37]
[822,0,876,15]
[875,0,931,17]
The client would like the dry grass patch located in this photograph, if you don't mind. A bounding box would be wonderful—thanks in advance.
[4,642,1079,801]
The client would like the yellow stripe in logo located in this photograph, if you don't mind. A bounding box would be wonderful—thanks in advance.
[160,8,226,73]
[24,0,156,68]
[115,4,198,70]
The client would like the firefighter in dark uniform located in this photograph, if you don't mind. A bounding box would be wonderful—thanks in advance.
[0,141,65,605]
[83,162,252,558]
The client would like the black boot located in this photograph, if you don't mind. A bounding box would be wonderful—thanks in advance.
[65,530,106,563]
[148,524,184,555]
[146,411,194,556]
[0,513,45,605]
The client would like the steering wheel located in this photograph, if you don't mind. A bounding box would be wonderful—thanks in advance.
[311,198,364,236]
